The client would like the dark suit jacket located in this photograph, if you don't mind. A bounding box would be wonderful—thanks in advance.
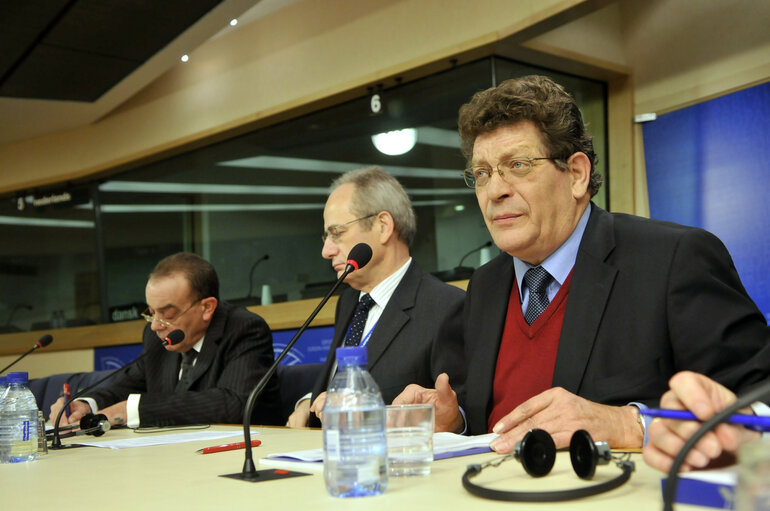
[461,203,770,435]
[88,302,280,427]
[309,260,466,424]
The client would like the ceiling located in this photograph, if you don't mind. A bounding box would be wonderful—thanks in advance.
[0,0,287,145]
[0,0,225,102]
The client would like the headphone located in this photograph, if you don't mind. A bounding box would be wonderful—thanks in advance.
[462,429,635,502]
[46,413,111,441]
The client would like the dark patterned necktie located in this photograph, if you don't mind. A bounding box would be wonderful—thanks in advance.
[344,294,376,346]
[176,349,198,391]
[523,266,553,325]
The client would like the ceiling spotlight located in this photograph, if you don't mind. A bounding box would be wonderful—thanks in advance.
[181,54,189,62]
[371,128,417,156]
[230,18,238,26]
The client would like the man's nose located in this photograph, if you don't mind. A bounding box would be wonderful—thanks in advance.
[321,237,338,259]
[486,169,513,199]
[149,317,164,332]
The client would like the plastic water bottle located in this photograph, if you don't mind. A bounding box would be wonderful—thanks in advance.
[0,375,8,463]
[322,346,388,497]
[0,372,39,463]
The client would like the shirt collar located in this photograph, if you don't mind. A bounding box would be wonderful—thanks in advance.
[360,257,412,309]
[513,204,591,297]
[190,335,205,354]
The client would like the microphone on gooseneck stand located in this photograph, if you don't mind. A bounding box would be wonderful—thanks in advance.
[246,254,270,299]
[50,329,185,449]
[222,243,373,482]
[0,334,53,374]
[457,240,493,268]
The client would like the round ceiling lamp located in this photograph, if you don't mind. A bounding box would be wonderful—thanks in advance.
[371,128,417,156]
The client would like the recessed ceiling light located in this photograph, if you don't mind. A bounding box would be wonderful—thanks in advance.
[371,128,417,156]
[230,18,238,26]
[181,54,189,62]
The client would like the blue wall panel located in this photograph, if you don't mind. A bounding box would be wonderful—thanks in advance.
[643,82,770,324]
[95,325,334,370]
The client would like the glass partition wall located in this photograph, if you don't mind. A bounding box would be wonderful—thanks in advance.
[0,57,607,331]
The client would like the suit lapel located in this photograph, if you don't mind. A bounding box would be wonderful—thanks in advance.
[553,204,618,393]
[334,289,358,349]
[466,253,514,431]
[366,261,419,369]
[182,303,228,391]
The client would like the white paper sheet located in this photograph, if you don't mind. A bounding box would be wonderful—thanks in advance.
[76,429,255,449]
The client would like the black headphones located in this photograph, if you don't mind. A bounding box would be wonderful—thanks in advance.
[462,429,635,502]
[46,413,111,441]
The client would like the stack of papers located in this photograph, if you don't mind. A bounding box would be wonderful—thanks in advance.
[260,432,497,471]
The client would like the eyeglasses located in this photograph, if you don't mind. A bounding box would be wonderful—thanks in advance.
[462,157,555,188]
[322,214,377,243]
[141,299,201,329]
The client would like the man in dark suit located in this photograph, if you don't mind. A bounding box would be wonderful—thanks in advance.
[394,75,770,451]
[51,252,280,427]
[286,166,466,427]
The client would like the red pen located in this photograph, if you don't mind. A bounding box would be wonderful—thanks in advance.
[196,439,261,454]
[62,383,71,419]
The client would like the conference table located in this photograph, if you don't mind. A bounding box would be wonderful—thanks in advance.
[0,425,696,510]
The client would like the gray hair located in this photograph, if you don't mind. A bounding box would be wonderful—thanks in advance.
[330,166,417,246]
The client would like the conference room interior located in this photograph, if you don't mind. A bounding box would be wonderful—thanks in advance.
[1,2,769,506]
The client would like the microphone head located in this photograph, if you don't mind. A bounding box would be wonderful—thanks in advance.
[346,243,373,271]
[163,329,185,346]
[36,334,53,348]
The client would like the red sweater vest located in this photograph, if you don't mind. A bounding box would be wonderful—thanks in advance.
[487,271,574,432]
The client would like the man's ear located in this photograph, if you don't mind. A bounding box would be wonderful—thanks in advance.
[201,297,218,322]
[377,211,396,244]
[567,152,591,200]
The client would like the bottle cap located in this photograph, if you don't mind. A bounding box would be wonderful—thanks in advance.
[7,372,29,384]
[336,346,367,366]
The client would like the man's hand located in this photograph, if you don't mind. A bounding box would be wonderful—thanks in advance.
[286,399,311,428]
[309,392,328,423]
[96,401,129,426]
[392,373,463,433]
[488,387,643,453]
[49,397,91,426]
[643,371,758,473]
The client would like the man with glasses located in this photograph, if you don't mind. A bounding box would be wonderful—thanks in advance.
[50,252,280,427]
[394,75,770,451]
[287,166,466,427]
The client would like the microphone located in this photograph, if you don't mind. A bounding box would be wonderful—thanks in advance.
[50,329,184,449]
[0,334,54,374]
[246,254,270,299]
[222,243,373,482]
[163,329,185,346]
[457,241,493,268]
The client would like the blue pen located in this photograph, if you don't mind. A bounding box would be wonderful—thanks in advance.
[640,408,770,433]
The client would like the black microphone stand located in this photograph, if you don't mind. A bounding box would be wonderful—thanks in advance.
[0,334,53,374]
[457,240,493,268]
[662,379,770,511]
[50,356,145,449]
[222,264,356,482]
[50,331,181,449]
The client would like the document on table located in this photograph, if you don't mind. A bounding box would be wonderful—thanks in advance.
[259,432,497,471]
[76,430,255,449]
